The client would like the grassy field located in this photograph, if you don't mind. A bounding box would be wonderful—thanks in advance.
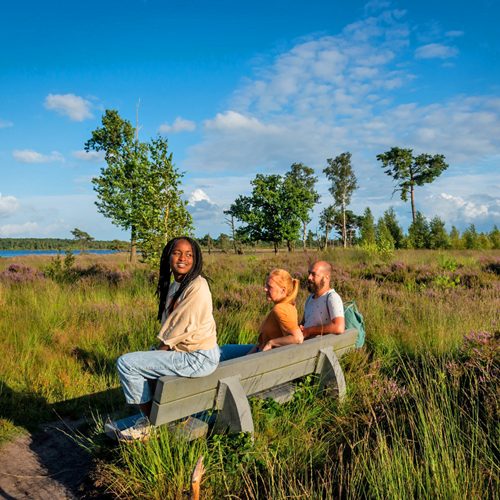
[0,248,498,498]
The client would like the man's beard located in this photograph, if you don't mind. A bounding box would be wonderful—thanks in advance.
[307,277,326,293]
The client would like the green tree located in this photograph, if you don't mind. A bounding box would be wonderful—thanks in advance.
[449,226,462,249]
[323,152,358,248]
[319,205,338,249]
[382,207,404,248]
[376,218,395,250]
[216,233,231,252]
[463,224,479,249]
[407,211,430,249]
[223,207,241,254]
[132,137,192,264]
[376,147,448,224]
[70,228,94,253]
[331,209,360,246]
[85,110,192,264]
[230,174,301,253]
[477,232,492,250]
[359,207,376,245]
[489,225,500,249]
[283,163,320,251]
[306,229,316,249]
[199,234,213,254]
[428,216,450,249]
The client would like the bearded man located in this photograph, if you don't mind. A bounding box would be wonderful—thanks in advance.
[300,260,345,338]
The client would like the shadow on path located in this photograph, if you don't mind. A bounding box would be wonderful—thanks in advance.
[0,381,123,498]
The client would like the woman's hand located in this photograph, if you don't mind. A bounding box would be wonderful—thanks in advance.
[261,341,273,351]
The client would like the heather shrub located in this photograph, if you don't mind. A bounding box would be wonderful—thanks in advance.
[0,263,45,283]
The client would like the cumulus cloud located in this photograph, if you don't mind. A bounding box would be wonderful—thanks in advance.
[72,150,104,161]
[0,118,13,128]
[189,188,211,204]
[415,43,458,59]
[0,194,20,217]
[426,192,500,230]
[12,149,65,163]
[158,117,196,133]
[44,93,93,121]
[185,188,225,231]
[181,7,498,233]
[185,8,499,178]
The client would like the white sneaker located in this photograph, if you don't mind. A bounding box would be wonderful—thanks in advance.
[117,416,152,442]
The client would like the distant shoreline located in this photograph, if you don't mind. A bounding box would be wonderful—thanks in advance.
[0,249,123,258]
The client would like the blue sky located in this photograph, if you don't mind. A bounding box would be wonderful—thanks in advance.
[1,0,499,241]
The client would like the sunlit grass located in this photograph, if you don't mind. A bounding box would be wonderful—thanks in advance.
[0,248,498,497]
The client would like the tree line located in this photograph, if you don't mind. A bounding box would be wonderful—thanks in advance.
[0,237,128,251]
[85,109,495,263]
[226,149,449,253]
[200,217,500,252]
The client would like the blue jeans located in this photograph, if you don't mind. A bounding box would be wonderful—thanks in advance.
[117,346,220,405]
[219,344,256,362]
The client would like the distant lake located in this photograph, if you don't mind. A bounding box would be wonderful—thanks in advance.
[0,249,120,258]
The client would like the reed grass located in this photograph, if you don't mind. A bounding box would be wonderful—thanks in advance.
[0,248,498,496]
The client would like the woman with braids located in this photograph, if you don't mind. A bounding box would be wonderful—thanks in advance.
[219,268,303,361]
[115,237,219,439]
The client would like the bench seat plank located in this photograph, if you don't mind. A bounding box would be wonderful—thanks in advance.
[150,329,357,426]
[154,329,357,404]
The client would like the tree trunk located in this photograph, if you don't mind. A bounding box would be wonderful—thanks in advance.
[324,227,329,250]
[410,186,416,224]
[302,220,307,251]
[287,240,293,252]
[274,241,278,254]
[342,202,347,248]
[130,226,137,263]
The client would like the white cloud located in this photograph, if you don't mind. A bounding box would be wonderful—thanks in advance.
[189,188,211,204]
[0,118,13,128]
[0,194,20,217]
[428,192,500,229]
[158,117,196,133]
[12,149,65,163]
[186,189,222,228]
[72,150,104,161]
[204,111,281,133]
[179,8,499,233]
[414,43,458,60]
[0,222,39,237]
[44,93,93,121]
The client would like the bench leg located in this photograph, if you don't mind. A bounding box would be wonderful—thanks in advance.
[214,376,254,434]
[315,347,346,401]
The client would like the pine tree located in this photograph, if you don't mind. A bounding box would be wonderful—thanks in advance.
[407,211,430,249]
[359,207,376,245]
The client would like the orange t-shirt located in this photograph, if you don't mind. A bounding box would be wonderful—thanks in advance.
[258,302,299,345]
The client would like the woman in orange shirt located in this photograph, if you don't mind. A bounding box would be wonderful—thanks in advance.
[220,268,303,360]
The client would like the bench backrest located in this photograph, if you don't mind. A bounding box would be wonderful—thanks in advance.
[150,329,357,426]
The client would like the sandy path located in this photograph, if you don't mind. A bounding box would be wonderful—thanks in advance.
[0,421,98,499]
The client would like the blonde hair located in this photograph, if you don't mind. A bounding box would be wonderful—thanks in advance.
[268,268,299,304]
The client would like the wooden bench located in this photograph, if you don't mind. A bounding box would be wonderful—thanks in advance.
[147,328,358,436]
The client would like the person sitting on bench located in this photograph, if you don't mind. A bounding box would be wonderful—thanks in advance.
[300,260,345,339]
[220,268,303,361]
[114,237,219,439]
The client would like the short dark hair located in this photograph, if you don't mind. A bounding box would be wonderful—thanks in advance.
[157,236,203,320]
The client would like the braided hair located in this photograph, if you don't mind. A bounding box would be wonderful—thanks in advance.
[157,236,204,321]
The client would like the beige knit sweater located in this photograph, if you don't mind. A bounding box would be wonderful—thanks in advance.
[157,275,217,352]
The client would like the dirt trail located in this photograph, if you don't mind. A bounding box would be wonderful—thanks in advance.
[0,420,97,499]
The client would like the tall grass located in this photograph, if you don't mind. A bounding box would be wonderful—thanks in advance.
[0,249,498,497]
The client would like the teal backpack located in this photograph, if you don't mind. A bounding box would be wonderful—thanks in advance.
[343,300,366,348]
[324,291,366,348]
